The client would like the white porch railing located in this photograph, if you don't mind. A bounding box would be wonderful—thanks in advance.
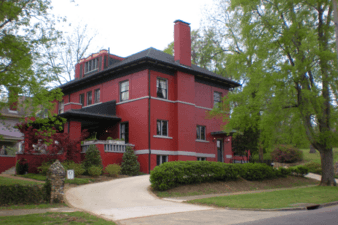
[81,140,134,153]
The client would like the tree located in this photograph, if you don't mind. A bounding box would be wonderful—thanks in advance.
[0,0,65,116]
[209,0,337,186]
[121,146,140,176]
[47,24,99,85]
[232,127,259,161]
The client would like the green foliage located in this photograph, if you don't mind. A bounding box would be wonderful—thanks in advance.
[232,127,259,157]
[104,164,121,177]
[16,159,28,175]
[288,166,309,177]
[150,161,306,191]
[83,145,102,172]
[37,161,52,175]
[0,184,47,206]
[62,161,85,177]
[121,146,140,176]
[303,162,322,175]
[43,179,51,202]
[106,137,113,140]
[87,166,102,177]
[271,145,303,163]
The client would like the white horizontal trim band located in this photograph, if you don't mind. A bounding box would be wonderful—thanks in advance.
[64,102,83,106]
[116,96,149,105]
[195,139,210,143]
[153,135,173,139]
[134,149,215,158]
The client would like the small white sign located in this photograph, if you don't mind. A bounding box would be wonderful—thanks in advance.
[226,155,232,159]
[67,170,74,180]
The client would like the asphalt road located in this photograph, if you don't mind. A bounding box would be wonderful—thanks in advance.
[234,205,338,225]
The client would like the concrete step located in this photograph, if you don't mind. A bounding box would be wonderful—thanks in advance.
[1,167,16,175]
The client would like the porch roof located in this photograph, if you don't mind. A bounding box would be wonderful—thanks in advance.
[59,100,121,123]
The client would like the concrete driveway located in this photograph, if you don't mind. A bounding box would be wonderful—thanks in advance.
[65,175,212,221]
[65,175,300,224]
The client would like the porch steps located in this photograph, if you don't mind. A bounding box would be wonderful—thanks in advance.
[1,167,16,175]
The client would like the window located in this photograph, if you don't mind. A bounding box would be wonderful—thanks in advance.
[120,80,129,101]
[157,155,168,166]
[157,120,168,136]
[87,91,92,105]
[85,58,99,74]
[196,125,206,140]
[58,100,64,114]
[214,92,222,108]
[197,157,206,161]
[120,122,129,143]
[156,78,167,99]
[79,94,84,106]
[94,89,100,104]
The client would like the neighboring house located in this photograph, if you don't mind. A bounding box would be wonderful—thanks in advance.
[0,96,28,154]
[55,20,241,173]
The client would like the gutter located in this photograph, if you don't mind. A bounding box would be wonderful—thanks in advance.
[148,68,151,174]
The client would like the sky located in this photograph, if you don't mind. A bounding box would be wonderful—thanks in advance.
[51,0,215,58]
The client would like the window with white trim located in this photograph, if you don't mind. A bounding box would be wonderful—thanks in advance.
[94,89,100,104]
[87,91,92,105]
[214,91,222,108]
[120,122,129,143]
[196,125,206,140]
[156,78,167,99]
[58,100,64,114]
[197,157,206,161]
[120,80,129,101]
[157,120,168,136]
[79,94,84,106]
[157,155,168,166]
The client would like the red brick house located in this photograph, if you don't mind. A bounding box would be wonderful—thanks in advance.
[55,20,241,173]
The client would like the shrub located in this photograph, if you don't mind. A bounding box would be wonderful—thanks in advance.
[43,179,51,202]
[83,145,102,172]
[16,158,28,175]
[288,165,309,177]
[0,184,47,206]
[303,162,322,174]
[270,145,303,163]
[88,165,102,177]
[276,167,291,178]
[61,160,85,177]
[121,146,140,176]
[234,163,276,181]
[37,161,53,175]
[106,137,113,140]
[104,164,121,177]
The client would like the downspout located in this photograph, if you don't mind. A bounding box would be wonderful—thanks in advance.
[148,68,151,174]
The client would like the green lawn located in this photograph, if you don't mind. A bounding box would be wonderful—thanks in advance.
[300,148,338,164]
[0,212,116,225]
[16,173,94,185]
[0,203,67,210]
[188,186,338,209]
[0,177,42,186]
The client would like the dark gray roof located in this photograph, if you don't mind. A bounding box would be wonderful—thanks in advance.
[210,130,237,136]
[59,100,120,121]
[59,48,240,91]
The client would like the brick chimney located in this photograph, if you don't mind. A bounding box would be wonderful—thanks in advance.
[174,20,191,67]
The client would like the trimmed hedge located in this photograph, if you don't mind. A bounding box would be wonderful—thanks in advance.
[0,184,47,206]
[150,161,309,191]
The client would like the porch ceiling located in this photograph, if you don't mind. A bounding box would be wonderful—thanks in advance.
[210,130,237,136]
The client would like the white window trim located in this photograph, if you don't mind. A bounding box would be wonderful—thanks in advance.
[156,77,168,100]
[94,89,100,104]
[214,91,222,108]
[153,135,173,139]
[157,155,168,165]
[157,120,168,137]
[196,125,206,141]
[120,80,130,102]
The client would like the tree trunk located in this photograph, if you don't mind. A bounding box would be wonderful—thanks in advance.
[259,146,263,162]
[319,149,337,186]
[309,144,316,153]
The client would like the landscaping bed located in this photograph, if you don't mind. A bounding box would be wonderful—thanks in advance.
[153,176,319,198]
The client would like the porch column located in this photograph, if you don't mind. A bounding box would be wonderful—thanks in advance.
[65,120,82,163]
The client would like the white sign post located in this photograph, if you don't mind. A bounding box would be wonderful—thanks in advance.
[67,170,74,180]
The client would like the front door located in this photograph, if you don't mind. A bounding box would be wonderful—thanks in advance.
[217,139,223,162]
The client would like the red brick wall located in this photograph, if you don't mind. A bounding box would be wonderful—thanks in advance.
[0,156,16,174]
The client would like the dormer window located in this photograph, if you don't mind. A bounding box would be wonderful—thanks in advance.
[85,58,99,74]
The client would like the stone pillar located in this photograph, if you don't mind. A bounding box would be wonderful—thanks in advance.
[47,160,66,203]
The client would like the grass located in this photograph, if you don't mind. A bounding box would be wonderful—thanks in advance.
[300,148,338,164]
[0,212,116,224]
[188,186,338,209]
[0,203,67,210]
[16,173,94,185]
[0,176,42,186]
